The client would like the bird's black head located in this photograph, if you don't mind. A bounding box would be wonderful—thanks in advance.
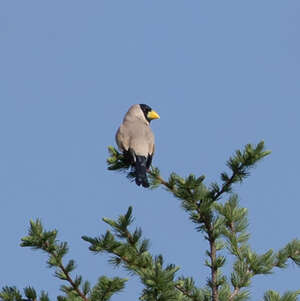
[139,104,153,122]
[139,104,160,123]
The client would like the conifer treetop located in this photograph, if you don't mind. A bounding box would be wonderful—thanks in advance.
[2,141,300,301]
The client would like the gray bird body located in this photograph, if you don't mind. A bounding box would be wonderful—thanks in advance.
[116,104,159,187]
[116,105,155,156]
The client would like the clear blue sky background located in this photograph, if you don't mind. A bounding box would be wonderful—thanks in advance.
[1,1,300,300]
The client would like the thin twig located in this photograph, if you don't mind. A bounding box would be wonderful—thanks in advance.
[58,263,88,301]
[213,171,237,201]
[174,284,199,301]
[229,287,240,301]
[148,171,172,189]
[205,220,219,301]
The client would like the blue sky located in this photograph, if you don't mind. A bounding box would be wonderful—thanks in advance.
[1,1,300,300]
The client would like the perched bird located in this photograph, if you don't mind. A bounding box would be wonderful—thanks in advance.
[116,104,160,187]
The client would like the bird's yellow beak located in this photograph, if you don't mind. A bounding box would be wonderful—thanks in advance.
[147,110,160,120]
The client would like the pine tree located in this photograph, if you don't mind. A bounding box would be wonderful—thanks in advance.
[1,141,300,301]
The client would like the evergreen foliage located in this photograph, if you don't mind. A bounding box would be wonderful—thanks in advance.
[2,141,300,301]
[1,220,127,301]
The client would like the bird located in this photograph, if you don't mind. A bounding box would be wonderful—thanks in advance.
[116,104,160,188]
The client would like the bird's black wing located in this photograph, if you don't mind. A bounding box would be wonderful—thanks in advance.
[146,154,153,170]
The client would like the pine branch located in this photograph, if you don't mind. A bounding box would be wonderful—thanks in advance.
[174,285,195,300]
[174,279,208,301]
[208,223,218,301]
[215,195,251,296]
[90,277,127,301]
[20,219,88,301]
[19,220,128,301]
[0,287,49,301]
[263,290,300,301]
[83,208,182,301]
[217,196,300,299]
[0,287,23,301]
[58,264,87,301]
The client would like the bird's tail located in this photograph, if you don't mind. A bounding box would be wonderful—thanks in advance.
[134,156,150,188]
